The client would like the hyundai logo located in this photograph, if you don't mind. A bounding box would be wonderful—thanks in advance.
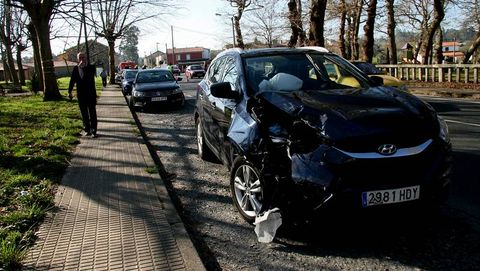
[377,144,397,155]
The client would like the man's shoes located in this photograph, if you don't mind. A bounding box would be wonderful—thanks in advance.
[84,131,92,136]
[91,130,97,138]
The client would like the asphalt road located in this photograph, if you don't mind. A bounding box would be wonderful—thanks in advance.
[421,96,480,223]
[134,80,480,270]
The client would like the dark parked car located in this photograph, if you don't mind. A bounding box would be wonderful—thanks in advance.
[185,64,205,79]
[171,64,181,76]
[121,69,138,95]
[130,69,184,109]
[194,47,452,223]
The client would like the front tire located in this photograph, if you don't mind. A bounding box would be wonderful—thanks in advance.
[230,157,265,224]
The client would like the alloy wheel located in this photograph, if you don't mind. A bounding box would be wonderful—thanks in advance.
[233,164,263,218]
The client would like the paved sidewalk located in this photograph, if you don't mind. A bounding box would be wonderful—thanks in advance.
[23,85,205,271]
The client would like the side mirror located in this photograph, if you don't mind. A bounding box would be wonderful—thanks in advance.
[370,75,384,86]
[176,77,183,82]
[210,82,239,99]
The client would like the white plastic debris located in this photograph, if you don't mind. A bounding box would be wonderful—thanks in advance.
[20,190,29,196]
[254,208,282,243]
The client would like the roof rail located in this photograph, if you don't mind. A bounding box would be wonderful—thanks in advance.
[298,46,329,53]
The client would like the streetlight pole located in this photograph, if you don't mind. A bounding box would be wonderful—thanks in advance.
[216,13,236,47]
[231,16,236,47]
[216,5,263,49]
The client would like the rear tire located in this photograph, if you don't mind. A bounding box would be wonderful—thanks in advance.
[230,157,266,224]
[196,119,215,161]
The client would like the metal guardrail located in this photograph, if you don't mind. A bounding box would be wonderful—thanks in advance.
[377,64,480,84]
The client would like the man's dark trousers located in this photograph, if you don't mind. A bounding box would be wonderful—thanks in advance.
[78,99,97,134]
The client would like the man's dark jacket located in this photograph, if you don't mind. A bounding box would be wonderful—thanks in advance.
[68,64,97,104]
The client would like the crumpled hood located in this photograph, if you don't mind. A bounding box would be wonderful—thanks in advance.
[257,87,438,152]
[134,81,179,92]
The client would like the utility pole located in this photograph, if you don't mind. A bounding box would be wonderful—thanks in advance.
[171,25,175,65]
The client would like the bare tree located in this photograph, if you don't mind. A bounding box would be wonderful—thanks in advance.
[460,0,480,63]
[338,0,347,57]
[244,0,288,47]
[345,0,364,60]
[385,0,397,64]
[0,0,20,85]
[418,0,445,64]
[11,3,29,85]
[287,0,301,47]
[225,0,255,49]
[27,21,43,92]
[434,27,443,64]
[83,0,174,83]
[396,0,452,64]
[362,0,377,62]
[296,0,307,46]
[11,0,62,100]
[307,0,328,46]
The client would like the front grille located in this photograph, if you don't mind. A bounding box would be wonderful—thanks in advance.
[329,141,448,190]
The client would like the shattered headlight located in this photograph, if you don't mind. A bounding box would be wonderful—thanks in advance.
[438,116,450,142]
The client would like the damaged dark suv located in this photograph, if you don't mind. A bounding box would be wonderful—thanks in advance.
[194,47,452,223]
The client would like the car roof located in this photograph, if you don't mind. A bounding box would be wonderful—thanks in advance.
[216,46,330,59]
[145,68,169,72]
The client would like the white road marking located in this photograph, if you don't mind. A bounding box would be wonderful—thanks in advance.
[445,119,480,127]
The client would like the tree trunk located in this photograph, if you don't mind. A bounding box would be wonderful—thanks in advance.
[4,41,19,84]
[27,22,44,92]
[386,0,397,64]
[35,18,61,100]
[434,27,443,64]
[234,14,245,49]
[420,0,445,65]
[296,0,306,46]
[339,0,347,58]
[108,39,116,84]
[21,0,60,100]
[0,45,11,82]
[462,32,480,64]
[0,1,19,85]
[351,1,362,60]
[345,16,352,59]
[307,0,328,47]
[362,0,377,63]
[287,0,299,47]
[16,45,26,85]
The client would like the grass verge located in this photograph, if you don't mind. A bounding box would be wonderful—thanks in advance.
[0,77,102,269]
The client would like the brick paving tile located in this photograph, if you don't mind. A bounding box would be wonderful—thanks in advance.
[23,86,204,271]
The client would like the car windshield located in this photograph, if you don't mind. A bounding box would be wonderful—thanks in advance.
[244,53,371,95]
[190,65,203,70]
[136,70,175,83]
[353,62,383,75]
[124,70,138,79]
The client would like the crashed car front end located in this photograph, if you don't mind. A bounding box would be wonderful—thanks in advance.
[226,75,452,222]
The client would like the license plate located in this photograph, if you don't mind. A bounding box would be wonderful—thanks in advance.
[362,185,420,207]
[151,97,167,102]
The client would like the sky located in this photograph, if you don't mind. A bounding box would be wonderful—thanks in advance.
[47,0,464,58]
[49,0,232,57]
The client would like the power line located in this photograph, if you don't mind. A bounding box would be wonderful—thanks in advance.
[171,25,218,37]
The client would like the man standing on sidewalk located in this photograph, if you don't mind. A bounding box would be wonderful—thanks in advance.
[68,52,98,137]
[100,68,107,87]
